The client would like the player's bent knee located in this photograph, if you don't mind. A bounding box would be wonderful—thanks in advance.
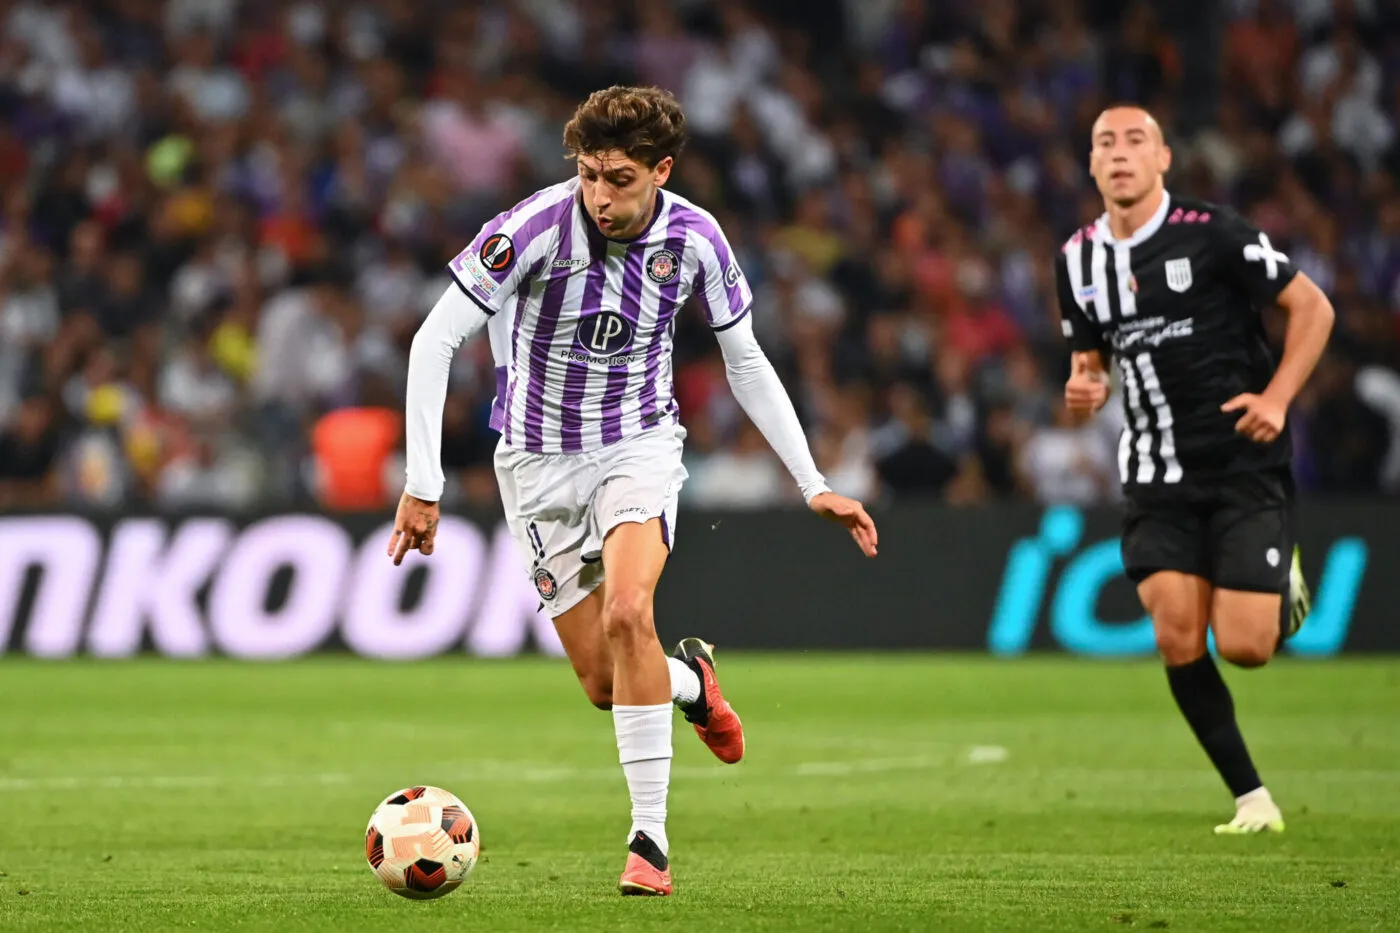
[600,586,654,648]
[1150,605,1207,665]
[1154,623,1206,666]
[1214,631,1275,669]
[1140,574,1210,665]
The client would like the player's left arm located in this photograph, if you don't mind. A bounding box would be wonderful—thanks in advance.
[1234,272,1334,441]
[1214,210,1336,443]
[694,228,876,558]
[713,316,877,558]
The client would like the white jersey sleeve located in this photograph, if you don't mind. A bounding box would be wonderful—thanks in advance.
[714,312,830,503]
[688,220,754,331]
[403,284,491,502]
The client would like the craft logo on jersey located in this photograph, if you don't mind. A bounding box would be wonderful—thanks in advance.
[479,233,515,272]
[575,310,635,356]
[1164,257,1193,293]
[645,249,679,284]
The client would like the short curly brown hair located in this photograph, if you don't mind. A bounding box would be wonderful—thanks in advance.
[562,86,687,168]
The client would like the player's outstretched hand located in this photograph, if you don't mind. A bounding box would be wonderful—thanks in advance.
[1064,355,1110,414]
[1221,392,1287,444]
[388,492,441,566]
[809,492,878,558]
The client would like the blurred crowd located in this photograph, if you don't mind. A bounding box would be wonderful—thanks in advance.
[3,0,1400,513]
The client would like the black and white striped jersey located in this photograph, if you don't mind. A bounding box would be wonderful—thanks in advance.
[1054,192,1297,490]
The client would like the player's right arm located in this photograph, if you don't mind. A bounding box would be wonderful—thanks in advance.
[390,284,491,565]
[1066,351,1111,414]
[391,193,561,565]
[1054,249,1112,415]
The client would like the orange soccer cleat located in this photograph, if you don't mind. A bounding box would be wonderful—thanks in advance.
[672,638,745,764]
[618,832,672,896]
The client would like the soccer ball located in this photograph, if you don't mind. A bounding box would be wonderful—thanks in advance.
[365,785,480,899]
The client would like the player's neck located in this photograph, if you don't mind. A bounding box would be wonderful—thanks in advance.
[1105,186,1166,242]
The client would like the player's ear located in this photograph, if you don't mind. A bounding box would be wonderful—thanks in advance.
[651,156,674,188]
[1158,143,1172,175]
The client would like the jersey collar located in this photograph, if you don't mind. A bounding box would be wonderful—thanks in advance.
[1094,190,1172,248]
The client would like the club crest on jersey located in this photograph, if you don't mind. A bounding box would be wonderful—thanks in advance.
[646,249,680,284]
[533,567,558,601]
[479,233,515,272]
[1164,258,1193,293]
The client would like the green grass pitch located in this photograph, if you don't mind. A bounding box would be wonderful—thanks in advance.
[0,655,1397,932]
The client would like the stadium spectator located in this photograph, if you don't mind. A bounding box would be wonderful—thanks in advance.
[309,388,401,511]
[1019,400,1120,507]
[0,393,61,507]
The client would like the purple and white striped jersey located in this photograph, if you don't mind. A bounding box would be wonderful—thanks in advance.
[445,178,753,455]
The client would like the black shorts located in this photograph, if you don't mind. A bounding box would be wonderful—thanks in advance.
[1121,469,1294,594]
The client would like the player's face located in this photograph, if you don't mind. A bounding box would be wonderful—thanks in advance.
[577,150,673,239]
[1089,109,1170,207]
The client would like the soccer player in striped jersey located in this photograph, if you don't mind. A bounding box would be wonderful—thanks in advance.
[387,86,878,895]
[1055,105,1335,834]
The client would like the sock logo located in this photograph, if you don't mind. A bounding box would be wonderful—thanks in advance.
[987,506,1368,657]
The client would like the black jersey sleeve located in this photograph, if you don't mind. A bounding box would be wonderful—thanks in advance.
[1212,208,1298,309]
[1054,249,1110,355]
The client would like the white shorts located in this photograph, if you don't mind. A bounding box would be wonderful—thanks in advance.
[495,424,688,618]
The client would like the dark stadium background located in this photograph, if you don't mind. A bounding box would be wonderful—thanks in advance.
[1,4,1398,931]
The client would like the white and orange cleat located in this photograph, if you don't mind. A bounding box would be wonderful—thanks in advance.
[672,638,745,764]
[618,831,672,896]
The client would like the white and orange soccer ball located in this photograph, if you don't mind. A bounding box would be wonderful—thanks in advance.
[365,785,480,899]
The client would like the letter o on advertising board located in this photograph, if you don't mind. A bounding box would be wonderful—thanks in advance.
[341,518,486,659]
[208,516,352,659]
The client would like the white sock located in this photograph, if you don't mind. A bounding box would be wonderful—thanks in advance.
[1236,786,1273,808]
[613,703,673,855]
[668,656,701,707]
